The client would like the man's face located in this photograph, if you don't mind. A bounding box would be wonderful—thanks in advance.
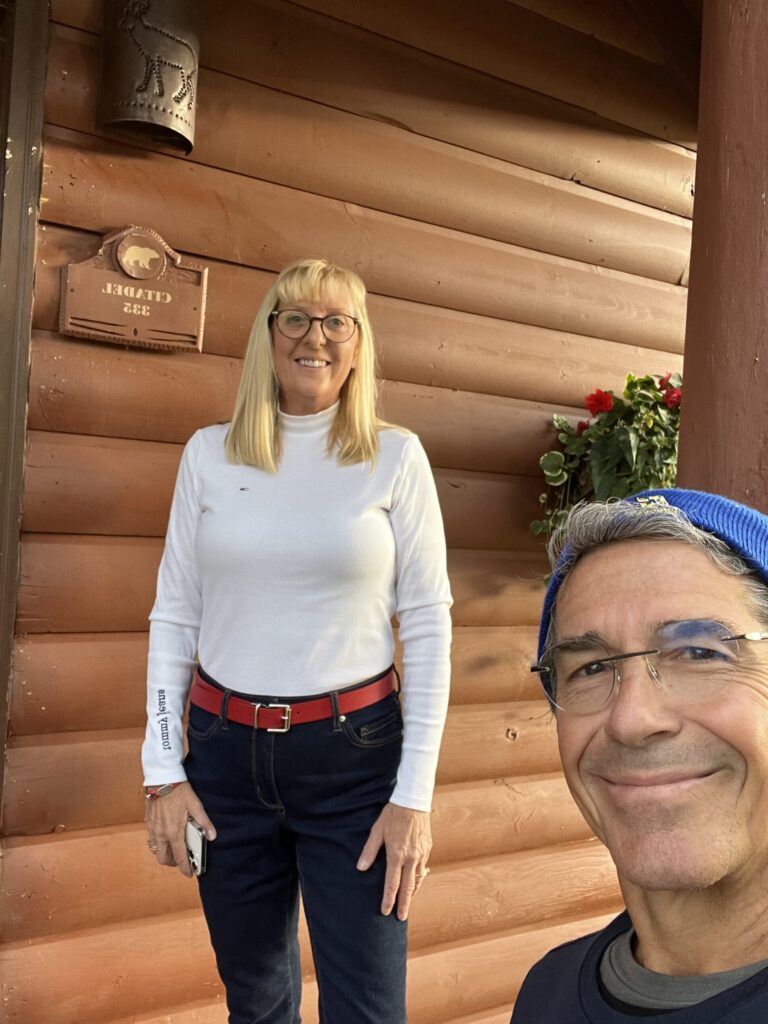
[554,538,768,893]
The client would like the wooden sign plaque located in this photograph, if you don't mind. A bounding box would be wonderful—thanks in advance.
[59,226,207,351]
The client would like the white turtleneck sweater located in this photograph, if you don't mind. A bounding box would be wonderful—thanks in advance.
[142,404,453,811]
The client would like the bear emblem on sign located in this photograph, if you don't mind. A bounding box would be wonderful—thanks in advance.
[123,245,161,271]
[116,231,167,279]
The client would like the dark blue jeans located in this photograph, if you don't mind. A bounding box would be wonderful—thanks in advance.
[185,668,408,1024]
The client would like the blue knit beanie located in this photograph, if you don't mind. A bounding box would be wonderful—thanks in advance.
[537,489,768,694]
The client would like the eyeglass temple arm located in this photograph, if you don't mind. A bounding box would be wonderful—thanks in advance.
[531,647,659,674]
[532,633,768,674]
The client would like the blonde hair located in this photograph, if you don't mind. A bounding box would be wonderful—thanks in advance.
[225,259,384,471]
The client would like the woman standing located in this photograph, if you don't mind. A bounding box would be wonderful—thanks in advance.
[142,259,452,1024]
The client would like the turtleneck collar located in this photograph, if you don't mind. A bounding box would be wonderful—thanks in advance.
[278,402,339,436]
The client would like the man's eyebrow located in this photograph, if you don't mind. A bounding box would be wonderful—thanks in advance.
[551,631,605,651]
[653,618,739,636]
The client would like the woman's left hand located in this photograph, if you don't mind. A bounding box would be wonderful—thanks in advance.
[357,802,432,920]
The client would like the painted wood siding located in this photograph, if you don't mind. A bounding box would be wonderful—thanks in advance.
[1,1,690,1021]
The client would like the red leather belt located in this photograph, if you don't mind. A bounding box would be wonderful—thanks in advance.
[190,669,396,733]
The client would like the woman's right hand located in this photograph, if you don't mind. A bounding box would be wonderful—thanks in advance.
[144,781,217,877]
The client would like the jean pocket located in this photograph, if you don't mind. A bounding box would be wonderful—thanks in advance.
[187,704,224,742]
[342,697,403,749]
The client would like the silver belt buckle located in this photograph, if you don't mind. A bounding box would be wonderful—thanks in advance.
[266,702,292,733]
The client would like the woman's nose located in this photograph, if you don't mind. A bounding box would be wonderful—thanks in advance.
[305,320,325,346]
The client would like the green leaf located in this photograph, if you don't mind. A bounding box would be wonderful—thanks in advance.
[540,450,565,474]
[530,520,545,536]
[616,426,640,470]
[545,470,568,487]
[634,389,657,404]
[589,434,623,500]
[611,478,632,499]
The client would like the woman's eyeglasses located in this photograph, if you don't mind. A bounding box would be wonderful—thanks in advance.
[270,310,359,344]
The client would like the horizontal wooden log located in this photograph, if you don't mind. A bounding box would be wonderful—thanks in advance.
[3,699,555,833]
[3,728,146,835]
[22,431,179,537]
[430,625,543,706]
[1,770,589,881]
[1,823,202,943]
[413,842,620,952]
[0,906,614,1024]
[289,0,697,147]
[29,332,240,445]
[102,998,519,1024]
[10,626,541,736]
[430,775,593,865]
[27,333,580,476]
[42,127,687,351]
[10,633,149,735]
[51,0,695,215]
[36,228,686,387]
[446,549,546,627]
[98,997,229,1024]
[510,0,664,63]
[87,992,538,1024]
[22,431,543,551]
[46,27,691,285]
[17,534,163,634]
[439,701,559,784]
[16,535,545,635]
[2,821,617,945]
[447,1008,512,1024]
[410,912,615,1022]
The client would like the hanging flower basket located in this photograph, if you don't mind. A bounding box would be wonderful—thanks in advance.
[531,372,682,537]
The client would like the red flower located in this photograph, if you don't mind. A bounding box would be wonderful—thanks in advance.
[659,372,672,390]
[662,387,681,409]
[577,420,589,434]
[585,389,614,416]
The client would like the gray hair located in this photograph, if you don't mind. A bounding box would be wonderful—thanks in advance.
[545,500,768,651]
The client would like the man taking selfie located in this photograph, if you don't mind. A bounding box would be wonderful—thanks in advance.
[513,490,768,1022]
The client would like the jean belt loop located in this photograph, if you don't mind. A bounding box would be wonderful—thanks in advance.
[329,689,343,733]
[219,689,232,730]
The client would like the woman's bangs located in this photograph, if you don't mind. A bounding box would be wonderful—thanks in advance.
[275,264,366,315]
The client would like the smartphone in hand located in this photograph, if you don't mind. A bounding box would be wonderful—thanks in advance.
[185,818,208,876]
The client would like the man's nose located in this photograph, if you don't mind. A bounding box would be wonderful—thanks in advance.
[604,655,682,747]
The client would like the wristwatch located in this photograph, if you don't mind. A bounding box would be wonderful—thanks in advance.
[145,782,184,801]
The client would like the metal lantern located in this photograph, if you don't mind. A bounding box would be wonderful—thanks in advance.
[98,0,202,153]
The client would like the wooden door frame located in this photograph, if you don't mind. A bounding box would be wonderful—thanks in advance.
[0,0,48,815]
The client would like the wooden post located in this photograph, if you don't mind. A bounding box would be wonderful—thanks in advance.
[0,0,48,816]
[677,0,768,507]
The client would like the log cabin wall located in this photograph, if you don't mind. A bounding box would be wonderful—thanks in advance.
[1,1,693,1021]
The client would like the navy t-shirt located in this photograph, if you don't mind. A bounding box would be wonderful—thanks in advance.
[511,913,768,1023]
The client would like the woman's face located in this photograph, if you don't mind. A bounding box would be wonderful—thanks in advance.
[271,288,360,416]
